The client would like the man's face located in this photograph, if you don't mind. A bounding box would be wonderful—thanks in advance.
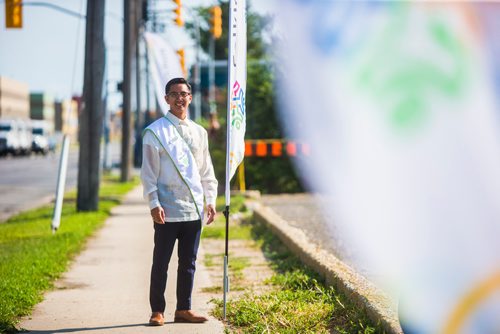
[165,83,192,117]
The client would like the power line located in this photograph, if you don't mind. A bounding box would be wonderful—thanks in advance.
[21,1,86,19]
[2,1,125,22]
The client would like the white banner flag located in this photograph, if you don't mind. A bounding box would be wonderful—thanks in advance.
[144,32,183,115]
[225,0,247,204]
[277,2,500,333]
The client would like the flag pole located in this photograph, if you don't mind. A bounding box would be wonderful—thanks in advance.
[223,0,246,320]
[223,204,230,320]
[223,0,235,320]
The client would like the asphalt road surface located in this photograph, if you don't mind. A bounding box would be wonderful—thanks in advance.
[0,150,79,222]
[261,194,365,274]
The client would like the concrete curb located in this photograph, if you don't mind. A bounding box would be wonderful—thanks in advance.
[0,194,55,223]
[249,201,403,334]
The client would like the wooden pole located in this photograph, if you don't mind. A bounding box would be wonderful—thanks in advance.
[121,0,134,182]
[77,0,105,211]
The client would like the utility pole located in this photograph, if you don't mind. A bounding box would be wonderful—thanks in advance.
[77,0,106,211]
[144,35,152,126]
[133,0,143,168]
[143,0,152,126]
[209,5,222,134]
[209,36,216,116]
[121,0,134,182]
[193,18,201,121]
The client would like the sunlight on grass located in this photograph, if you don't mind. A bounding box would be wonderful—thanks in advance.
[202,195,252,240]
[211,221,384,334]
[0,175,139,333]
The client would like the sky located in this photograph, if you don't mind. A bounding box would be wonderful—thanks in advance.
[0,0,276,111]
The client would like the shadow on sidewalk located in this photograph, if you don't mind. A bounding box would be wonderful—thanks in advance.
[20,323,149,333]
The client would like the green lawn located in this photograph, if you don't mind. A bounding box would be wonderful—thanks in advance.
[0,175,138,333]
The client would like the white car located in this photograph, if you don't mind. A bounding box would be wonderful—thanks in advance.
[0,119,32,156]
[31,120,51,155]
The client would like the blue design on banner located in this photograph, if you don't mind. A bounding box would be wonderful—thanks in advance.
[295,1,385,56]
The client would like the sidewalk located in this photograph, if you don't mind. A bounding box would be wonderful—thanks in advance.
[19,186,225,334]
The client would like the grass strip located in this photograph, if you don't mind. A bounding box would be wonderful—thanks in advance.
[211,218,385,333]
[0,175,139,333]
[201,195,251,240]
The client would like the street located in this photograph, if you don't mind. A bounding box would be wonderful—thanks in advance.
[262,194,367,276]
[0,149,78,222]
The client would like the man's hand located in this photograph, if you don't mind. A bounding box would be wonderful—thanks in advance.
[151,206,165,224]
[206,204,216,225]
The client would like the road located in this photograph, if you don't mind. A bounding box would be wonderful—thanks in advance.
[0,150,79,222]
[261,194,364,274]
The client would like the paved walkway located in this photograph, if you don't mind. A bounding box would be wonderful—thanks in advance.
[19,186,224,334]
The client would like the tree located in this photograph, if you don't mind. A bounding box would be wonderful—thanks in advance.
[186,1,269,61]
[186,1,303,193]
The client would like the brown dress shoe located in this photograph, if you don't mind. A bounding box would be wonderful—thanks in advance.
[174,310,208,323]
[149,312,164,326]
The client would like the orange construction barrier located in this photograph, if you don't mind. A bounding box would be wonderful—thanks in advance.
[286,142,297,156]
[245,141,253,157]
[256,141,267,157]
[271,142,282,157]
[243,139,309,158]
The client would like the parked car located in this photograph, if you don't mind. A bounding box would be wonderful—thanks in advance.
[31,120,51,155]
[0,119,32,156]
[17,120,32,155]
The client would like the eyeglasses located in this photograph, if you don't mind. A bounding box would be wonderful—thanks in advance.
[167,91,191,99]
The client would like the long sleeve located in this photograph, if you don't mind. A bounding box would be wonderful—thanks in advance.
[199,130,218,206]
[140,131,161,210]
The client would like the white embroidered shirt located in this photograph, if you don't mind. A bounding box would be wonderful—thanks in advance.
[140,112,218,222]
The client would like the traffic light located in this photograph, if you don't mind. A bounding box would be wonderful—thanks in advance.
[177,49,187,77]
[210,6,222,39]
[5,0,23,29]
[172,0,183,27]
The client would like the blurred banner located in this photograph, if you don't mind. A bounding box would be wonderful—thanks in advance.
[144,32,183,115]
[276,2,500,333]
[225,0,247,204]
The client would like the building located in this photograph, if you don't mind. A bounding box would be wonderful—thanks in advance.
[55,98,78,139]
[0,76,30,120]
[30,93,55,131]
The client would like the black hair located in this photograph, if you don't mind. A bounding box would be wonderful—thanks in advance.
[165,77,192,95]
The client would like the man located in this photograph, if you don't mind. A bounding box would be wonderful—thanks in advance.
[140,77,218,326]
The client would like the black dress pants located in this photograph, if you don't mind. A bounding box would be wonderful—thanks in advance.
[149,219,201,313]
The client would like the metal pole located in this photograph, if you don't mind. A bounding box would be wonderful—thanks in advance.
[52,135,70,232]
[209,36,216,116]
[193,18,202,121]
[103,81,111,171]
[238,161,246,191]
[223,0,234,320]
[223,205,230,319]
